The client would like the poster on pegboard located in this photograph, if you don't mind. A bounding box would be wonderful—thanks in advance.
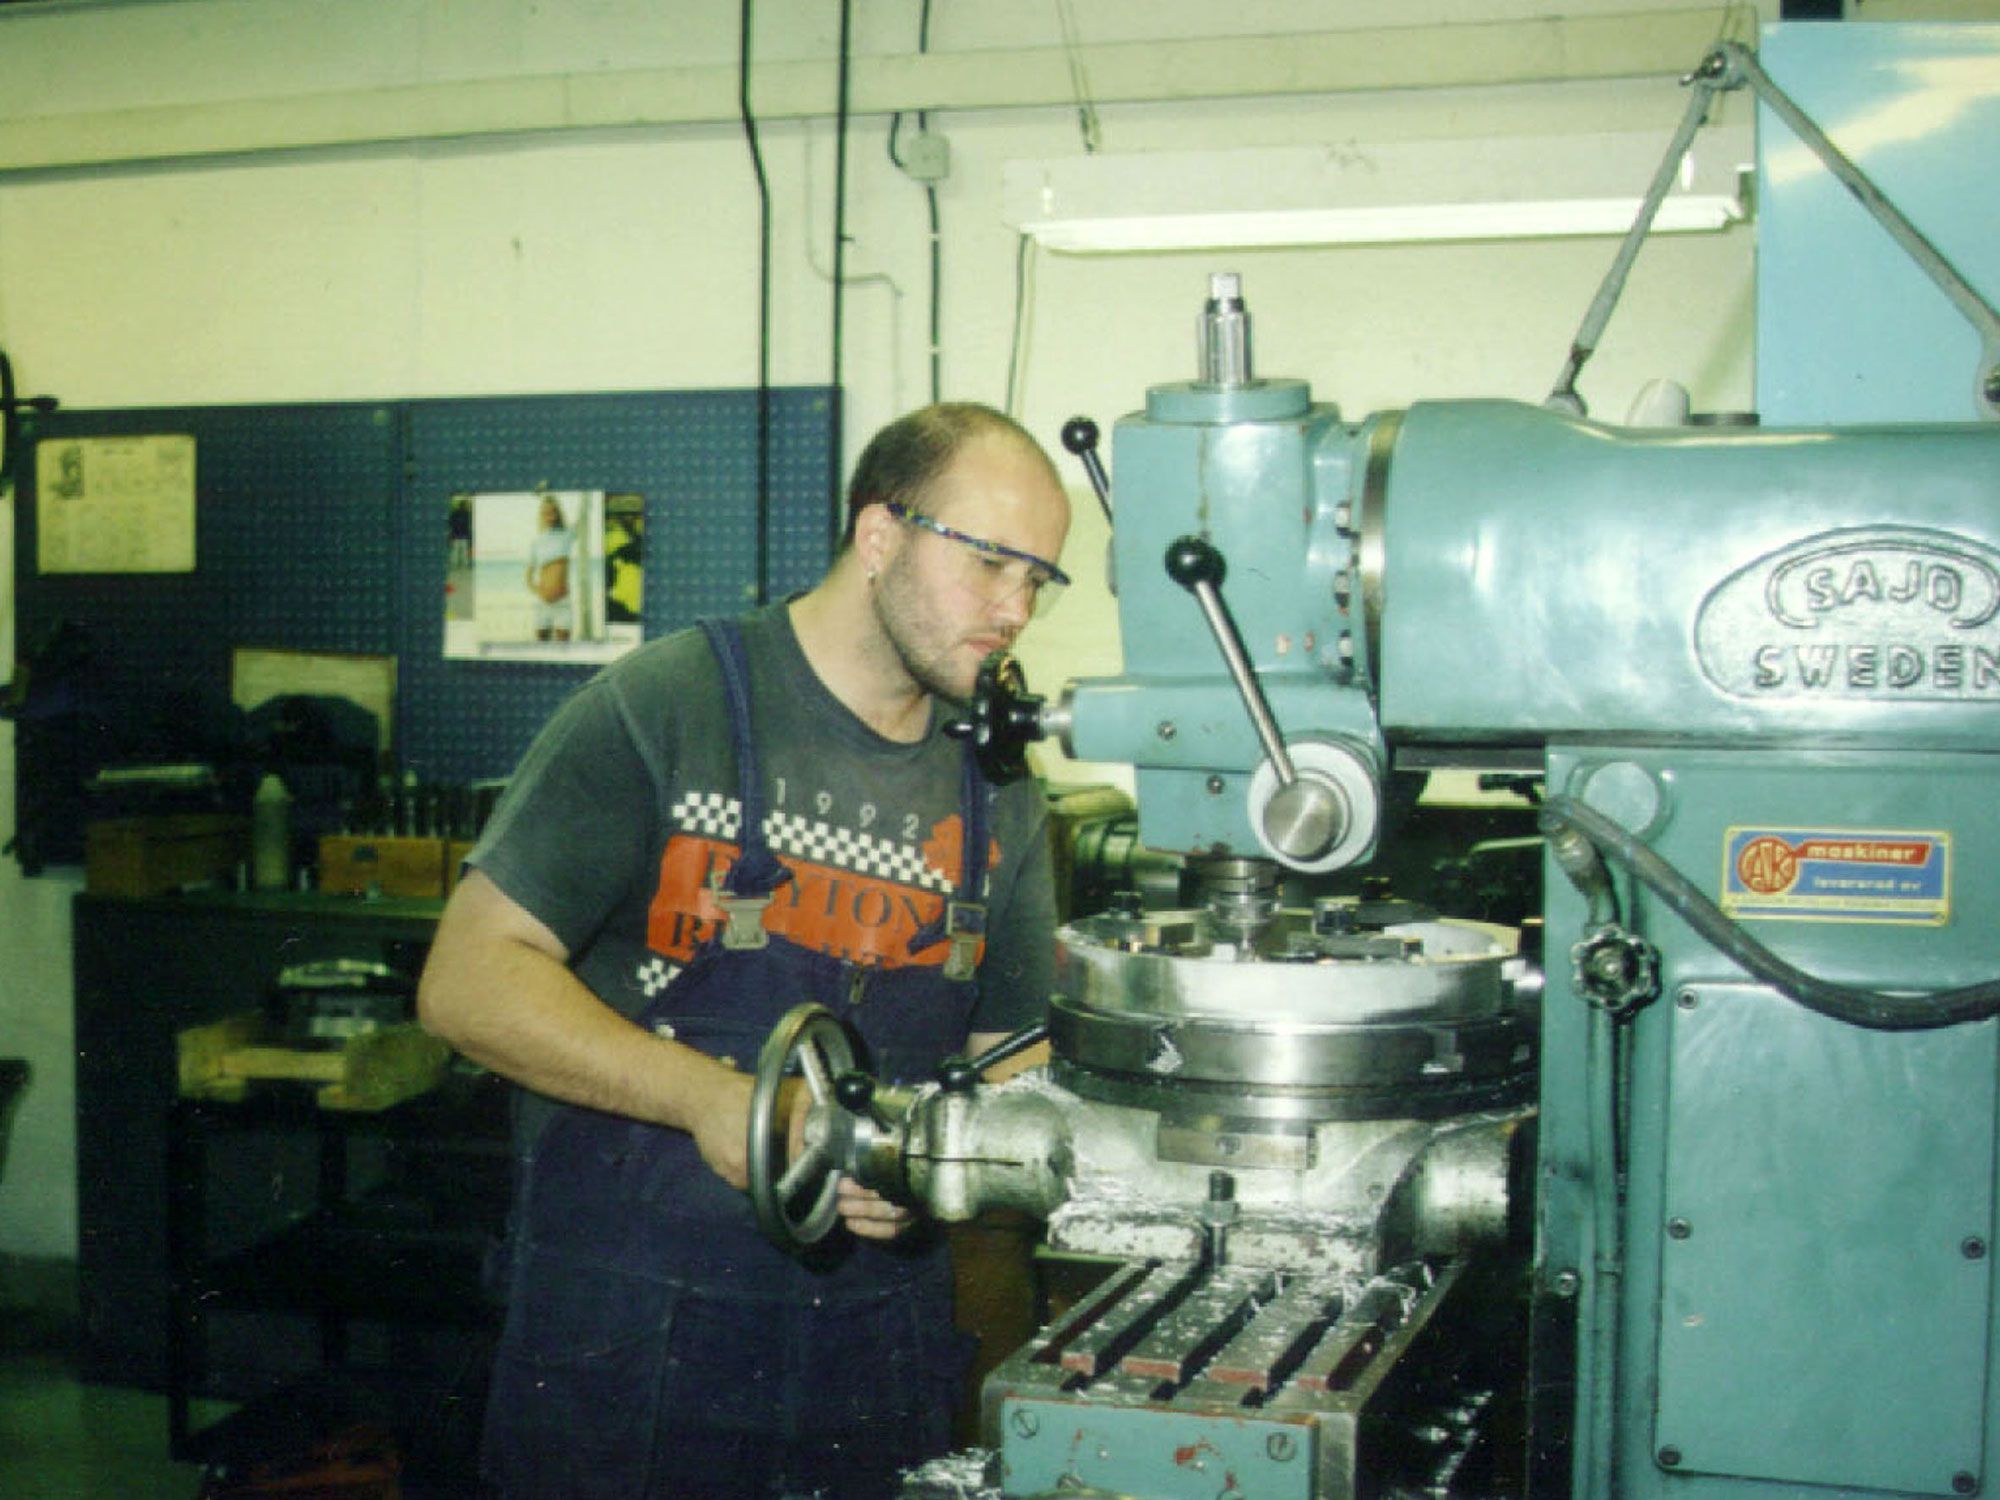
[443,489,642,664]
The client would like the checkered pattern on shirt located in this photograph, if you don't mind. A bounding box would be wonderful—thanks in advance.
[668,790,953,894]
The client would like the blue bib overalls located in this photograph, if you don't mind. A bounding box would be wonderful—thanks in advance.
[480,620,988,1499]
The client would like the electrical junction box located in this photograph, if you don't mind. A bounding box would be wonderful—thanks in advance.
[903,130,950,183]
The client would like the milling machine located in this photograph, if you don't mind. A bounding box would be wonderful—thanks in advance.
[747,34,2000,1500]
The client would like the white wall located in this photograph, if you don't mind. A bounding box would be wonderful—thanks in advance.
[0,0,1773,1261]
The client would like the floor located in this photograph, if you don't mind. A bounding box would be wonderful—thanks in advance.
[0,1306,221,1500]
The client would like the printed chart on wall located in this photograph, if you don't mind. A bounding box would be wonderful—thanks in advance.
[443,489,643,663]
[34,434,196,574]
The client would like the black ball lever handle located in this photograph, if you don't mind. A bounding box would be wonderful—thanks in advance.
[1060,415,1113,525]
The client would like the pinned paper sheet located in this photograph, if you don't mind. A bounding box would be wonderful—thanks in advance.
[231,647,397,752]
[35,434,196,574]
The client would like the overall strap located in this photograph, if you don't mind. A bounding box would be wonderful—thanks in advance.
[907,737,991,981]
[695,618,792,947]
[955,741,990,902]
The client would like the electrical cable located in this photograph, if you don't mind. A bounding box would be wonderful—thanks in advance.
[924,184,941,405]
[918,0,940,405]
[1540,794,2000,1032]
[0,348,58,488]
[887,0,942,405]
[0,349,15,486]
[1004,232,1033,417]
[1053,0,1102,153]
[829,0,854,552]
[738,0,773,603]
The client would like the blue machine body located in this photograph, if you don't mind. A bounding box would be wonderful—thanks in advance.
[1755,24,2000,425]
[1067,375,1379,863]
[1034,21,2000,1499]
[1063,372,2000,1497]
[1074,391,2000,819]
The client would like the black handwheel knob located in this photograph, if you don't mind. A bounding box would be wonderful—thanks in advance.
[938,1057,979,1094]
[1165,535,1225,590]
[833,1072,875,1114]
[1061,416,1099,456]
[944,652,1044,786]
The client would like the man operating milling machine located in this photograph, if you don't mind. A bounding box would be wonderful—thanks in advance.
[416,402,1073,1500]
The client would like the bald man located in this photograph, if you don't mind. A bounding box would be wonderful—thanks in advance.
[420,403,1073,1500]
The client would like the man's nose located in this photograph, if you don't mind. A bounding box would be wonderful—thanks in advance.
[990,582,1033,632]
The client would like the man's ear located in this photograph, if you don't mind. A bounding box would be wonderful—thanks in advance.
[853,501,900,575]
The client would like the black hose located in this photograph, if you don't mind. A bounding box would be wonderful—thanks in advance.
[1539,794,2000,1032]
[0,349,14,485]
[738,0,772,603]
[917,0,941,405]
[829,0,854,552]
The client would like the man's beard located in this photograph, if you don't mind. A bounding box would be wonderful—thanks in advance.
[887,627,973,709]
[873,556,980,708]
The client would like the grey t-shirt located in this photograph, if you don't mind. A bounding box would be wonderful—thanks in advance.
[469,603,1058,1136]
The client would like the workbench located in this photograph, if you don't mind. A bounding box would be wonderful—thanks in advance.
[72,891,463,1391]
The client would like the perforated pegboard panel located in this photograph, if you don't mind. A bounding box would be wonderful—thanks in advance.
[399,389,835,779]
[10,389,834,870]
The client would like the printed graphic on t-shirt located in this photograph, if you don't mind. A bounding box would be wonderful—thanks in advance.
[645,789,998,969]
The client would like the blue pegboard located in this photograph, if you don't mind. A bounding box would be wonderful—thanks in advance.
[10,389,835,870]
[397,388,835,779]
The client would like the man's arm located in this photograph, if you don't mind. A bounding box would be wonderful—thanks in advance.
[417,868,758,1188]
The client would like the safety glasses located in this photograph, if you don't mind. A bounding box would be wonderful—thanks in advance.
[885,501,1070,617]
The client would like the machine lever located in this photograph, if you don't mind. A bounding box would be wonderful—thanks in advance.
[1166,536,1299,788]
[1060,416,1114,524]
[1166,536,1348,864]
[940,1020,1050,1092]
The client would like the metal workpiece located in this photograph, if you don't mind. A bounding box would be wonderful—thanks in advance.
[1028,894,1532,1270]
[1047,998,1533,1125]
[1053,905,1523,1028]
[1047,894,1534,1136]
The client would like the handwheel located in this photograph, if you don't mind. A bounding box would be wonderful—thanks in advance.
[747,1003,858,1253]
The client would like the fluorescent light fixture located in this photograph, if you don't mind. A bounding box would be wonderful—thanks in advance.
[1004,132,1752,253]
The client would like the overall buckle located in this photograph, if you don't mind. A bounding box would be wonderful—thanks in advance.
[709,870,771,951]
[941,900,986,982]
